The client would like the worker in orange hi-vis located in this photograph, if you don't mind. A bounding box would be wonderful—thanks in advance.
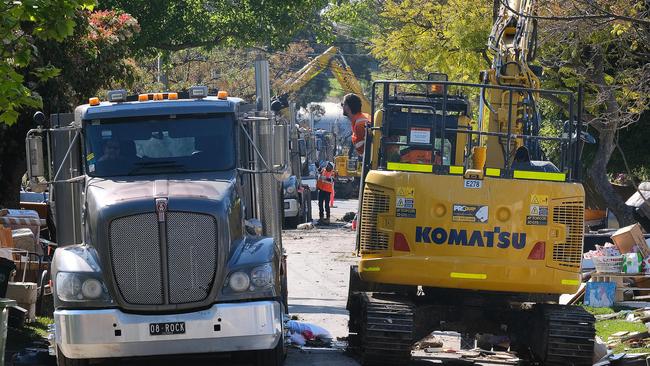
[316,161,335,224]
[341,93,370,157]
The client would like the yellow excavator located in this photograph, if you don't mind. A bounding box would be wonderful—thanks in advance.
[347,0,595,365]
[271,46,369,197]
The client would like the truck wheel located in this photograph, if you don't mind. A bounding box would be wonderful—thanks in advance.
[283,215,300,229]
[256,338,285,366]
[56,347,89,366]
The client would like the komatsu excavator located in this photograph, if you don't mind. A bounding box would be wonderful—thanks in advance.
[347,0,595,364]
[272,46,370,197]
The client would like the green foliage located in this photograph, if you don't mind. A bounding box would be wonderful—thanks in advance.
[324,0,382,40]
[0,0,96,125]
[366,0,492,81]
[127,41,317,105]
[100,0,331,53]
[25,10,140,110]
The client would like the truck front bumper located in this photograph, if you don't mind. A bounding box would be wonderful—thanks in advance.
[283,198,299,217]
[55,300,282,359]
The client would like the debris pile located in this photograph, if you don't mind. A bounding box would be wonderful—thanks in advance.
[596,308,650,352]
[286,320,332,347]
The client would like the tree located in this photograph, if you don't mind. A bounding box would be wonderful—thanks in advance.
[0,9,139,208]
[126,41,318,104]
[536,0,650,224]
[333,0,650,225]
[100,0,331,52]
[0,0,95,126]
[365,0,492,81]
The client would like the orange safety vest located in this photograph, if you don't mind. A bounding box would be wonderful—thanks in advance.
[316,170,334,193]
[350,112,370,156]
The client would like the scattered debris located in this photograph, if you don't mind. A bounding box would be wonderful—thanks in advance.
[297,222,314,230]
[286,320,332,347]
[341,212,355,222]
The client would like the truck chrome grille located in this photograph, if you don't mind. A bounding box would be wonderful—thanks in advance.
[167,212,217,304]
[109,214,163,305]
[551,200,584,269]
[360,186,390,253]
[109,211,218,307]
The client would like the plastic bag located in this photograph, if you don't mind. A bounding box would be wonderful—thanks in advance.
[287,320,332,346]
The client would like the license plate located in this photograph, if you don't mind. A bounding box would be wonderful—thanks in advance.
[149,322,186,336]
[463,179,482,189]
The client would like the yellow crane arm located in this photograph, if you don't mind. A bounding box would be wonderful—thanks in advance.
[483,0,541,167]
[279,46,371,114]
[330,60,371,114]
[280,46,338,95]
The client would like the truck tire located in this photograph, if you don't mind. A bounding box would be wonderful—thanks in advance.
[283,215,300,229]
[56,347,90,366]
[256,338,285,366]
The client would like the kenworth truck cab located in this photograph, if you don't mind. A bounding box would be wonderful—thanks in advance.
[26,64,289,366]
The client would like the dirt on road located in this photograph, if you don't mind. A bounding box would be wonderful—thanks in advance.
[284,198,359,365]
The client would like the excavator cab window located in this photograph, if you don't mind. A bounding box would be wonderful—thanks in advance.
[378,91,466,169]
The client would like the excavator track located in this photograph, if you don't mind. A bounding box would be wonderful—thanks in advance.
[352,293,415,365]
[533,304,595,366]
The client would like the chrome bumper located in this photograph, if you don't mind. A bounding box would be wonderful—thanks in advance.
[283,198,299,217]
[55,300,282,359]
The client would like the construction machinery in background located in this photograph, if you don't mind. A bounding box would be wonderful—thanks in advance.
[347,0,595,365]
[25,60,289,366]
[280,102,312,229]
[272,46,370,198]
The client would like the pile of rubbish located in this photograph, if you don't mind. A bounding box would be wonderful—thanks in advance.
[286,320,332,347]
[584,224,650,275]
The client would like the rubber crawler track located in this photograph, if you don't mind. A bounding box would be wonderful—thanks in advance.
[358,293,415,366]
[535,304,595,366]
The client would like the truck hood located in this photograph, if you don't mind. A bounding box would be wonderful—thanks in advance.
[86,171,237,205]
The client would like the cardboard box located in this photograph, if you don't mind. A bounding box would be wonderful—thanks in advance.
[612,223,648,256]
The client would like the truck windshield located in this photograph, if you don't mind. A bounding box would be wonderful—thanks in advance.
[84,114,236,177]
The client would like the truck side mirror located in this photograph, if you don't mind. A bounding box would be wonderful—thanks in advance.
[26,134,45,180]
[245,218,263,236]
[298,139,306,157]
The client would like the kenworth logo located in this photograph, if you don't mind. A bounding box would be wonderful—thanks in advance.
[415,226,527,249]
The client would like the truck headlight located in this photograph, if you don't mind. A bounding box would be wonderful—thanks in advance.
[81,278,103,299]
[56,272,111,302]
[228,271,250,292]
[223,262,276,297]
[250,264,273,288]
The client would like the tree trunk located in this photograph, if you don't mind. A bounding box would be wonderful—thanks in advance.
[0,115,33,208]
[588,128,635,226]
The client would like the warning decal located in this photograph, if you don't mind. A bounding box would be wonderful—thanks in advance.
[527,194,549,226]
[396,187,416,218]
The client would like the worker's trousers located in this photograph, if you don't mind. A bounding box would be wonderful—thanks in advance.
[318,190,331,219]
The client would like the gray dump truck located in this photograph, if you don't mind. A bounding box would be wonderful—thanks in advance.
[25,61,289,366]
[281,104,312,229]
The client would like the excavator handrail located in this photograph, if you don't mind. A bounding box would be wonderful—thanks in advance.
[368,80,582,182]
[371,79,576,97]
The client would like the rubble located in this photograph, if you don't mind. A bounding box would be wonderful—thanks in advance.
[296,222,314,230]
